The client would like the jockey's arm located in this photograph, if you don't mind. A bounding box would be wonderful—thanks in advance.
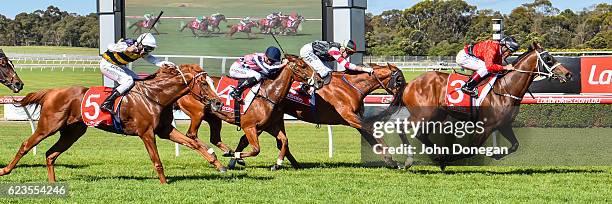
[482,49,504,72]
[328,47,372,73]
[107,41,129,52]
[254,56,282,77]
[144,54,175,68]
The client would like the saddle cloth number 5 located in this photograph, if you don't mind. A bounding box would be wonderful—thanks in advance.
[84,94,101,120]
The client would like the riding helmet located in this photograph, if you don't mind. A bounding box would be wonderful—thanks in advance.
[137,33,157,48]
[341,39,357,53]
[265,46,282,63]
[500,36,519,52]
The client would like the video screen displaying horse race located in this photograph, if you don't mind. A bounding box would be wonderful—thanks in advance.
[125,0,321,75]
[0,0,610,203]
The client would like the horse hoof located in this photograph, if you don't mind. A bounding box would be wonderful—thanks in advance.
[404,157,414,169]
[218,166,227,173]
[270,165,282,171]
[228,159,237,169]
[222,151,234,157]
[236,159,246,166]
[439,164,447,171]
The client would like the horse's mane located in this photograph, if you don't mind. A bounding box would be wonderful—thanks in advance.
[512,46,534,66]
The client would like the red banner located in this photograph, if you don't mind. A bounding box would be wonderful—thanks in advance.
[581,56,612,94]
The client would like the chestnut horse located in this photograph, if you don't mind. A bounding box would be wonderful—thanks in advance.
[177,54,323,169]
[0,64,224,184]
[226,21,257,39]
[129,17,161,35]
[180,18,211,38]
[398,42,573,169]
[0,49,24,93]
[280,15,305,35]
[258,17,281,34]
[178,63,407,169]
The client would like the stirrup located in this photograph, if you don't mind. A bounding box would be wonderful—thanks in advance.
[461,87,477,97]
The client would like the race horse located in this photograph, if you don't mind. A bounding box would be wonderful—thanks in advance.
[258,17,281,34]
[0,64,226,184]
[397,42,573,169]
[208,14,227,33]
[280,15,305,35]
[0,49,24,93]
[176,54,324,169]
[177,63,408,169]
[180,18,211,38]
[129,16,161,35]
[226,21,258,39]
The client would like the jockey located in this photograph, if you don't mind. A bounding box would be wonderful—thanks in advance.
[211,13,222,21]
[143,13,152,21]
[228,46,288,100]
[456,36,519,95]
[100,33,175,114]
[300,40,373,83]
[266,12,280,26]
[240,17,251,26]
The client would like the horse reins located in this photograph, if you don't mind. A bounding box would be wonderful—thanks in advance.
[493,50,561,101]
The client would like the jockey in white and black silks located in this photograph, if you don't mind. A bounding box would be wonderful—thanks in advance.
[456,36,519,95]
[300,40,373,85]
[240,17,251,27]
[211,13,223,21]
[266,12,282,26]
[99,33,175,114]
[228,46,288,100]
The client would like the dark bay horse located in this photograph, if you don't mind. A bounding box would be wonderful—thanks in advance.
[0,64,224,184]
[398,42,573,169]
[280,15,305,35]
[209,14,227,33]
[258,17,281,34]
[176,55,323,169]
[178,63,407,169]
[0,50,24,93]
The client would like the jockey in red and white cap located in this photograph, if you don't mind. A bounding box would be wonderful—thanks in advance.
[300,40,373,84]
[228,46,288,100]
[456,36,519,95]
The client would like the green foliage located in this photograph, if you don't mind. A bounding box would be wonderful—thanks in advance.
[0,6,98,48]
[366,0,612,56]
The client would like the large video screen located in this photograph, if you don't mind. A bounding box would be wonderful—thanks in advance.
[124,0,322,75]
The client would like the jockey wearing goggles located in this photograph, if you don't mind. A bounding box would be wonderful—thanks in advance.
[228,46,288,101]
[99,33,175,114]
[456,36,519,95]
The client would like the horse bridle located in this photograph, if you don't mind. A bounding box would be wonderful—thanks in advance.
[372,64,403,95]
[494,50,563,101]
[0,57,17,84]
[256,60,320,106]
[173,66,217,106]
[508,50,562,79]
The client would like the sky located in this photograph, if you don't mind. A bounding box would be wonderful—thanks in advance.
[0,0,608,19]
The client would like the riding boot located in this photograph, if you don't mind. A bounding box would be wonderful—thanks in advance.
[231,77,259,102]
[101,90,121,115]
[461,73,482,96]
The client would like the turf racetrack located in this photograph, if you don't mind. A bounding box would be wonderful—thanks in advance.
[124,0,323,74]
[0,122,610,203]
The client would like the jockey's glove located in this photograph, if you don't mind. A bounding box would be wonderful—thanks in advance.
[363,67,374,75]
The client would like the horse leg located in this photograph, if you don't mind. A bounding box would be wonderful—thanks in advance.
[397,131,415,169]
[265,123,291,171]
[275,122,300,169]
[0,114,66,176]
[191,29,199,38]
[205,115,233,156]
[138,130,167,184]
[45,122,87,182]
[343,113,399,168]
[233,127,261,161]
[490,124,519,160]
[162,128,227,172]
[227,131,260,169]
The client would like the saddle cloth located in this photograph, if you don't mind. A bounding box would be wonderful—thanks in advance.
[216,76,261,114]
[445,73,497,113]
